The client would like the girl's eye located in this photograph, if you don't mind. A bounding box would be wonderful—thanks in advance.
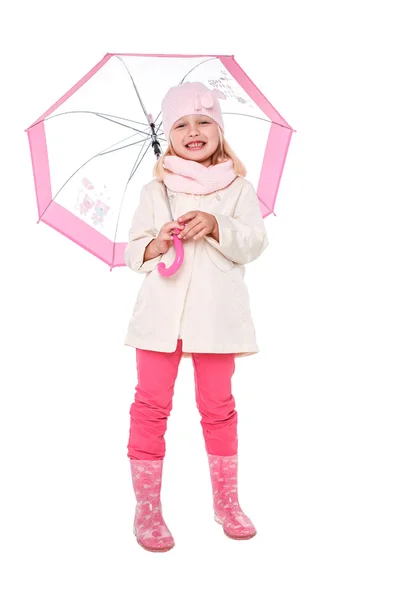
[176,121,209,128]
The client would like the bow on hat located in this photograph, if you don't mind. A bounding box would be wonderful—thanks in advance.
[194,88,226,110]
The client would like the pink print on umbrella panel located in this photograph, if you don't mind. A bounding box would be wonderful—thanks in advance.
[81,177,94,190]
[91,200,110,226]
[208,70,254,108]
[79,194,95,215]
[74,178,111,228]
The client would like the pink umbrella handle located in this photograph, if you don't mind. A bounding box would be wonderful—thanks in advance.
[157,228,184,277]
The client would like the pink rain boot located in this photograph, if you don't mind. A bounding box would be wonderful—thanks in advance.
[129,459,175,552]
[207,454,257,540]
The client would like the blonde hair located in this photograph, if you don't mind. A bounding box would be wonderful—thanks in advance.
[153,127,247,180]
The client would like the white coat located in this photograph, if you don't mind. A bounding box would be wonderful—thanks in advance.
[124,176,269,358]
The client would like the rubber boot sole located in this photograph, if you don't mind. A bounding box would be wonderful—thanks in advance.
[133,527,175,553]
[214,514,257,540]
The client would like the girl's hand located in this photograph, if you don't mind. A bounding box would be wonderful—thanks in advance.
[177,211,217,241]
[153,220,184,254]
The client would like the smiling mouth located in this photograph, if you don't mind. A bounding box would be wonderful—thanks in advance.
[185,142,206,149]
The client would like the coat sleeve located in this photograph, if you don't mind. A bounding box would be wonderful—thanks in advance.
[204,180,269,265]
[124,185,163,273]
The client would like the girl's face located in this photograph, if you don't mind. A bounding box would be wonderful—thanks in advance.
[169,115,220,167]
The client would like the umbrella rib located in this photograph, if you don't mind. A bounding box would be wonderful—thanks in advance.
[103,129,150,148]
[98,139,150,157]
[152,111,165,140]
[179,57,218,83]
[127,138,152,183]
[54,136,148,200]
[222,111,293,130]
[115,56,152,125]
[111,138,153,266]
[39,134,150,221]
[37,110,150,134]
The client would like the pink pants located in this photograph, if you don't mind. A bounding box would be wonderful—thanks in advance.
[127,339,238,460]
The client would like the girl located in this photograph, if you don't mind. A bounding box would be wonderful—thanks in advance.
[124,81,269,552]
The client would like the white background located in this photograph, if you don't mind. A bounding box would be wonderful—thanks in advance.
[1,1,399,598]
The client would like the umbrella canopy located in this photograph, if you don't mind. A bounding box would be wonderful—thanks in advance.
[26,53,294,269]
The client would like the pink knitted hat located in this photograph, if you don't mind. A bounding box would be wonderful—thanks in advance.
[161,81,226,142]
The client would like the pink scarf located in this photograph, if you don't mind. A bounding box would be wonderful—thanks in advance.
[163,155,237,194]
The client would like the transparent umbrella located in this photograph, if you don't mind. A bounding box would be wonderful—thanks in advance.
[25,52,295,271]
